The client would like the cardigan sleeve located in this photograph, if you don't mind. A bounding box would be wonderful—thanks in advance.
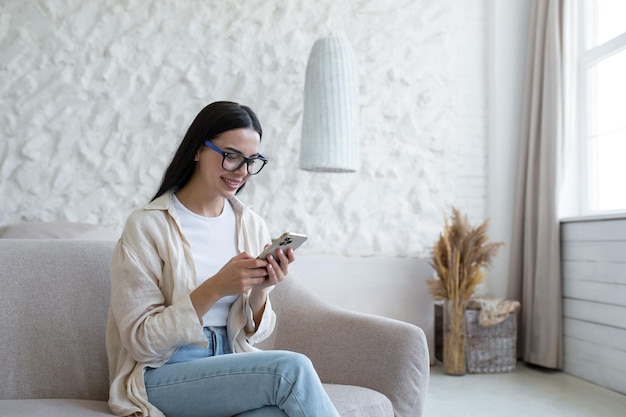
[245,288,277,344]
[109,237,206,365]
[227,288,276,352]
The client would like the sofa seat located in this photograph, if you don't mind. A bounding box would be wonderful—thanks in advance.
[0,400,114,417]
[0,384,392,417]
[325,384,394,416]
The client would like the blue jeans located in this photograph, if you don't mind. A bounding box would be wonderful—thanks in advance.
[144,327,340,417]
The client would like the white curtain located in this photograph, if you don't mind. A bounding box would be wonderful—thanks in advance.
[507,0,571,369]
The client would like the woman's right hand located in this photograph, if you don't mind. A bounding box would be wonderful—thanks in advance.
[189,252,269,319]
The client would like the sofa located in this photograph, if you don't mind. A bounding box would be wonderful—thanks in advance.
[0,238,429,417]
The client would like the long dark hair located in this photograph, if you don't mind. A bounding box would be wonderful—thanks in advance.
[152,101,262,201]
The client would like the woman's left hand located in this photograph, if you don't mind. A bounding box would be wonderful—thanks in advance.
[260,246,295,288]
[249,247,295,326]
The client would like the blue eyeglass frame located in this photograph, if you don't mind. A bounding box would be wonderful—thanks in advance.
[203,139,268,175]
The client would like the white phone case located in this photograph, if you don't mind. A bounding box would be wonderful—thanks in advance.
[257,232,308,259]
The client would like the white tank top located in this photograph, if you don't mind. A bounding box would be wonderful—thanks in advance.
[173,195,238,326]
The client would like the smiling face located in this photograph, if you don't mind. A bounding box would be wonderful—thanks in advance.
[193,128,262,201]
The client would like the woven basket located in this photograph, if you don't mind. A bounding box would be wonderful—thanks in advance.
[465,309,517,373]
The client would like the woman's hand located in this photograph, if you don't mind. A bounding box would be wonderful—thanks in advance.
[248,247,295,326]
[258,246,295,289]
[190,252,269,320]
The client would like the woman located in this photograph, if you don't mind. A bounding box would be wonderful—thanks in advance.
[106,101,340,417]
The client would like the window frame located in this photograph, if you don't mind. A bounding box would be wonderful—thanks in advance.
[576,0,626,215]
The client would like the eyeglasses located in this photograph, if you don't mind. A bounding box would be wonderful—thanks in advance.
[203,140,268,175]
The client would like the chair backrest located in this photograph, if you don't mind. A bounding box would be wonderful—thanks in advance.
[255,274,303,351]
[0,239,115,400]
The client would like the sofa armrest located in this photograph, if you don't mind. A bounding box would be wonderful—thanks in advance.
[267,276,429,417]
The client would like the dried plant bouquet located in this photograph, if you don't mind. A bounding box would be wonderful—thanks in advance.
[427,208,503,302]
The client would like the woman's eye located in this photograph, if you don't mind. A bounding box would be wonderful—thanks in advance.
[224,153,240,161]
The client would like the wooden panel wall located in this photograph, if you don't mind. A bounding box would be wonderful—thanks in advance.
[561,217,626,394]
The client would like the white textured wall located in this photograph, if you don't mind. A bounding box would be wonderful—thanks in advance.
[0,0,488,257]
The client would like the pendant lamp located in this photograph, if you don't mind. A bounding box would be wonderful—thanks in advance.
[299,34,360,172]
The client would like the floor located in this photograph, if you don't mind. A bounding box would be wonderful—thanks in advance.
[424,362,626,417]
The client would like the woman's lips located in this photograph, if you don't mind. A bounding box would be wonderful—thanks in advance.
[222,177,242,190]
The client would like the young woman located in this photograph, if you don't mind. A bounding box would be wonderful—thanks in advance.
[106,101,340,417]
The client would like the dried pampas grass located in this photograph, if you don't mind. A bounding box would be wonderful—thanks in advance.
[427,208,504,302]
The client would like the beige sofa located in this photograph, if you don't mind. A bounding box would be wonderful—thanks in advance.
[0,238,429,417]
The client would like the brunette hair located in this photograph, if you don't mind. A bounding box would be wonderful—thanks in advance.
[151,101,262,201]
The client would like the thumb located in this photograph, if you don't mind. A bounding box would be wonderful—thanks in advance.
[234,251,254,261]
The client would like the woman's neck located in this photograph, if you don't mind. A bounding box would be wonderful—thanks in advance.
[175,186,225,218]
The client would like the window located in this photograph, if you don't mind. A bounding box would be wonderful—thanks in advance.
[577,0,626,214]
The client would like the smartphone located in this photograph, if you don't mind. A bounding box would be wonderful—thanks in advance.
[257,232,308,260]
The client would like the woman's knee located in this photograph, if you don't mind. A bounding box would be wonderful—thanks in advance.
[266,350,323,387]
[273,350,315,372]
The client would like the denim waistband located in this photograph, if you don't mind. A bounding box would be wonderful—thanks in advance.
[165,326,232,364]
[204,326,232,356]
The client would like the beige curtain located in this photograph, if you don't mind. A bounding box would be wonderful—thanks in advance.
[507,0,567,369]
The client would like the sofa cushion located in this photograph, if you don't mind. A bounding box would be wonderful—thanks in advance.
[0,399,114,417]
[324,384,394,417]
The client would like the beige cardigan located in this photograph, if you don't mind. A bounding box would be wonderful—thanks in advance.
[106,193,274,417]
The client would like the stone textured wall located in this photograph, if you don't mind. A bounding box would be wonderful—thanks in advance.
[0,0,487,257]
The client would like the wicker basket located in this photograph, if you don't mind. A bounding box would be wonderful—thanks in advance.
[465,309,517,373]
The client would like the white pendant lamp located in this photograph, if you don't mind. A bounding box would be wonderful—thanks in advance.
[299,34,360,172]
